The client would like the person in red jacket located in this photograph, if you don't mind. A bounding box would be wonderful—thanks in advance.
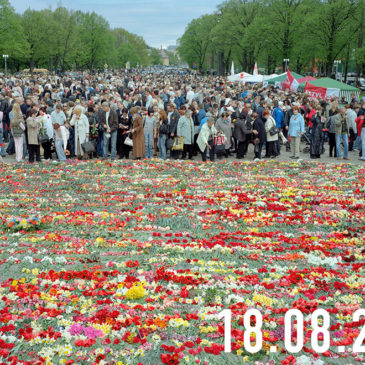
[355,115,365,160]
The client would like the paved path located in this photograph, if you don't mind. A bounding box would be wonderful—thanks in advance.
[1,142,364,165]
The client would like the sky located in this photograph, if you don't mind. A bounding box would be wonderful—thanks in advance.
[11,0,223,48]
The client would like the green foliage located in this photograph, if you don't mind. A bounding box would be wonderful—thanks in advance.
[149,48,163,65]
[178,14,218,70]
[117,43,140,68]
[179,0,363,76]
[0,5,157,72]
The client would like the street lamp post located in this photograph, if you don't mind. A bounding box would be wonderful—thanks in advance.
[283,58,290,72]
[334,60,341,81]
[2,54,8,80]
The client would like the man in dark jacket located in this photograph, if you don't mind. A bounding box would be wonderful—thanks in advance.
[252,113,266,160]
[233,112,252,159]
[167,103,180,159]
[100,101,118,160]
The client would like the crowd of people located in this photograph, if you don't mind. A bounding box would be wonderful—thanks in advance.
[0,70,364,164]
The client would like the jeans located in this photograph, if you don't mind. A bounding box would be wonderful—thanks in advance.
[97,130,104,156]
[361,129,365,159]
[103,130,117,159]
[157,134,167,160]
[55,139,66,161]
[145,133,153,158]
[354,135,362,150]
[0,128,5,156]
[335,134,348,158]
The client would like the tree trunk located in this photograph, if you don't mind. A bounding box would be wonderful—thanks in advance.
[357,2,364,81]
[344,44,350,83]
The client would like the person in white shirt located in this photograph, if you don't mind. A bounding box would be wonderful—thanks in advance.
[53,123,69,161]
[186,87,195,105]
[51,104,67,125]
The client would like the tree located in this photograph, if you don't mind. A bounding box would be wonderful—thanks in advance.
[21,9,49,71]
[0,0,29,62]
[78,12,113,71]
[117,43,140,67]
[149,49,163,65]
[178,14,217,71]
[302,0,357,76]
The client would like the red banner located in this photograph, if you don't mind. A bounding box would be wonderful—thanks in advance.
[304,82,327,99]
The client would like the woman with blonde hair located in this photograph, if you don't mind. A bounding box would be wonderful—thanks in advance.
[70,105,89,159]
[9,103,25,162]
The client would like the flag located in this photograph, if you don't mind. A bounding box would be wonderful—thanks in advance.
[230,61,235,76]
[253,62,258,76]
[286,68,299,92]
[304,82,340,99]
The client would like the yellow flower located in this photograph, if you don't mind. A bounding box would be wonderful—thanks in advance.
[125,283,145,300]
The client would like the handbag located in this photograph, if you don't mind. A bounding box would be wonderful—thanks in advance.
[81,140,96,154]
[269,125,279,136]
[166,138,174,150]
[172,136,184,151]
[214,135,226,155]
[124,134,133,147]
[38,128,50,144]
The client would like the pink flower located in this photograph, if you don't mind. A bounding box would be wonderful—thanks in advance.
[84,326,103,339]
[69,323,84,336]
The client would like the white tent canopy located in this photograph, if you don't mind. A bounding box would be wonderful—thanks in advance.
[228,73,279,83]
[227,72,252,82]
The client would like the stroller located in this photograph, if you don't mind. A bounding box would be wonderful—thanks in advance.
[301,127,312,154]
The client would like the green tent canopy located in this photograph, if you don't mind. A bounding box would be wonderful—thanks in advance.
[267,72,303,85]
[297,77,360,102]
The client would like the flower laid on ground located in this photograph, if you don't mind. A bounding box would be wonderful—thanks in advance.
[0,159,363,364]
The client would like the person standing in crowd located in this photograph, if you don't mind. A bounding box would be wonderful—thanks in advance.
[335,107,349,160]
[158,109,169,160]
[345,104,357,151]
[9,103,25,163]
[51,104,66,126]
[130,107,145,160]
[39,108,54,161]
[86,106,98,159]
[356,114,365,161]
[197,117,217,162]
[310,106,325,159]
[263,110,279,158]
[143,109,157,159]
[70,105,90,160]
[233,111,251,159]
[326,110,338,158]
[53,123,69,161]
[26,110,41,163]
[288,105,305,160]
[271,100,285,155]
[100,102,118,160]
[177,109,195,160]
[215,112,232,158]
[252,112,266,160]
[167,103,180,159]
[117,108,132,159]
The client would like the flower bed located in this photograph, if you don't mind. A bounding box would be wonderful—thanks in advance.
[0,160,364,365]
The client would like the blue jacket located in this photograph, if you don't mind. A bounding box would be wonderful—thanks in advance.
[174,95,185,110]
[272,107,285,129]
[199,116,209,131]
[288,114,305,137]
[197,109,206,123]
